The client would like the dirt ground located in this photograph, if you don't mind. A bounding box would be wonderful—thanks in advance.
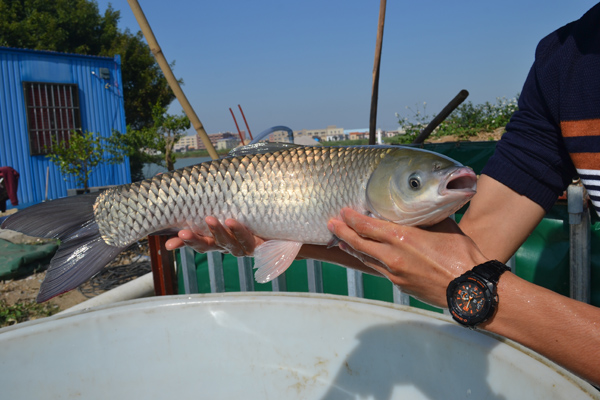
[0,235,151,315]
[0,271,88,310]
[0,131,503,318]
[425,127,504,143]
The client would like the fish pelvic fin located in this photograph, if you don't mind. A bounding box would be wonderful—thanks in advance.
[1,194,125,302]
[253,240,302,283]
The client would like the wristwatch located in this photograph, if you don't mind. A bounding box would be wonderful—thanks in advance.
[446,260,510,328]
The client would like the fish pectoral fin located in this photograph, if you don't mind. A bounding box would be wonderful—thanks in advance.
[326,235,341,249]
[253,240,303,283]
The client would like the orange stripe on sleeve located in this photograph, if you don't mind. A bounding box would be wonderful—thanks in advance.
[561,119,600,137]
[569,153,600,170]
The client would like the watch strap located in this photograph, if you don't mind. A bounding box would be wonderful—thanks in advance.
[471,260,511,284]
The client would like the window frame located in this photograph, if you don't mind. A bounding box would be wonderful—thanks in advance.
[22,81,82,156]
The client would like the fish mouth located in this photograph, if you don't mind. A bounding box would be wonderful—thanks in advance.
[440,167,477,195]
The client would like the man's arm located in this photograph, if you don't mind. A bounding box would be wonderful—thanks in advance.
[480,271,600,387]
[329,208,600,387]
[459,174,547,262]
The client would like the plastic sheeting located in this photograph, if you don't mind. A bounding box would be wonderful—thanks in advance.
[0,239,57,280]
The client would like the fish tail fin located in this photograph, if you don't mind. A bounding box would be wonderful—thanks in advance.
[1,193,125,302]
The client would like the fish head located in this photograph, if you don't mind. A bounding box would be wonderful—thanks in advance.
[366,147,477,226]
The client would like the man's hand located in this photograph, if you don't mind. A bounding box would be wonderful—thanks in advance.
[165,216,265,257]
[328,208,488,308]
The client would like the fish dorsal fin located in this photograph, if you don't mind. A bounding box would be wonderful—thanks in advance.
[253,240,303,283]
[228,142,303,157]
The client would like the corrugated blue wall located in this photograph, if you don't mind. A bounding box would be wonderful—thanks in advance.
[0,47,131,208]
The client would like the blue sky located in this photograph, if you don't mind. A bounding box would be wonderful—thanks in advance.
[96,1,598,136]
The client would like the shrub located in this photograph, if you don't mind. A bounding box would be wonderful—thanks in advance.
[396,96,519,143]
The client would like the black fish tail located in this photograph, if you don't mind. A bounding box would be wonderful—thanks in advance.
[0,193,125,302]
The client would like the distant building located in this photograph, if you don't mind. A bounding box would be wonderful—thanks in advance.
[216,138,242,151]
[290,125,345,143]
[268,128,295,143]
[197,132,241,149]
[174,134,199,152]
[348,131,369,141]
[326,134,346,142]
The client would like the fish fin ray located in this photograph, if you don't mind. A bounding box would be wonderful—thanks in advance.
[253,240,302,283]
[38,233,124,302]
[1,194,126,302]
[1,193,100,239]
[326,235,341,248]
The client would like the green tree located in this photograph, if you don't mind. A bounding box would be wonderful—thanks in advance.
[151,105,191,172]
[112,104,190,181]
[110,127,162,182]
[0,0,175,129]
[46,131,125,192]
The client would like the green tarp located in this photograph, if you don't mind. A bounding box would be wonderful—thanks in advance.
[0,239,58,280]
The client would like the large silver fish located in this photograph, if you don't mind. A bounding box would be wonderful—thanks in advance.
[1,144,477,302]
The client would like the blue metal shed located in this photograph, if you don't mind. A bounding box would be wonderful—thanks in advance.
[0,46,131,209]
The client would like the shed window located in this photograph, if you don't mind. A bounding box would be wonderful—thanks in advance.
[23,82,82,155]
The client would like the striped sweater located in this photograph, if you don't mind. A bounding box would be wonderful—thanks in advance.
[483,3,600,215]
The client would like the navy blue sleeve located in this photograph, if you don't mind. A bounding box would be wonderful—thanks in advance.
[482,36,577,212]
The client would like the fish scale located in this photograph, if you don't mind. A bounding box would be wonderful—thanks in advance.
[94,146,386,247]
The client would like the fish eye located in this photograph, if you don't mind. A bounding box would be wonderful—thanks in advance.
[408,174,421,190]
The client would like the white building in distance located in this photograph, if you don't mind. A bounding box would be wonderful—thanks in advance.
[269,125,345,143]
[174,135,199,152]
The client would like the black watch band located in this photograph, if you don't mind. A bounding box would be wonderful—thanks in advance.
[471,260,511,283]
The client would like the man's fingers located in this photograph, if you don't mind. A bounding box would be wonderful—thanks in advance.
[225,219,257,256]
[328,218,391,275]
[205,217,245,255]
[338,241,392,278]
[165,236,184,251]
[177,229,217,253]
[339,208,408,244]
[206,217,233,244]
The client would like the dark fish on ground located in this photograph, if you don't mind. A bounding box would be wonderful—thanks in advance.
[1,144,477,302]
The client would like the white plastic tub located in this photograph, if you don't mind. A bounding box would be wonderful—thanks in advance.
[0,293,597,399]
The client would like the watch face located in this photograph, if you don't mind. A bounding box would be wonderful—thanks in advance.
[448,276,493,326]
[452,281,487,316]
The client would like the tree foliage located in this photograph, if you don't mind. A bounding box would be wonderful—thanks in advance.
[149,104,190,172]
[112,104,190,181]
[0,0,175,129]
[46,131,125,191]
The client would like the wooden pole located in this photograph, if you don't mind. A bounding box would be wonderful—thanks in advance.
[412,89,469,144]
[238,104,253,140]
[148,235,178,296]
[127,0,219,160]
[229,107,245,143]
[369,0,386,145]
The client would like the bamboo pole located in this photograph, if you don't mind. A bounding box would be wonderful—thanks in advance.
[369,0,386,145]
[127,0,219,160]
